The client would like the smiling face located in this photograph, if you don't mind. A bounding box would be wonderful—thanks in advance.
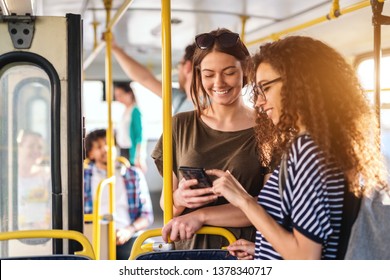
[88,137,108,169]
[199,51,244,107]
[255,62,283,125]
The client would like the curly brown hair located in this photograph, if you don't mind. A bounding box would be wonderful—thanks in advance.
[251,36,387,195]
[191,28,251,115]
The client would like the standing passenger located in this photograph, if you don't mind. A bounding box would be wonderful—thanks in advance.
[210,36,388,259]
[114,82,144,170]
[110,37,196,114]
[153,28,268,249]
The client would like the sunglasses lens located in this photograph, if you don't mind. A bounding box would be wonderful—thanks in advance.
[195,34,214,50]
[218,33,239,48]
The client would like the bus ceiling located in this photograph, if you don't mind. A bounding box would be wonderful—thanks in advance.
[1,1,390,71]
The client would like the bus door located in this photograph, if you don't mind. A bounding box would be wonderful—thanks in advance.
[0,13,83,257]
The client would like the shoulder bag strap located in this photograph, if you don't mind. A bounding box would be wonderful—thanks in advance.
[278,152,288,197]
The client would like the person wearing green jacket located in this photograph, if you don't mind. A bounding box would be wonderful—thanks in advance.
[114,82,144,171]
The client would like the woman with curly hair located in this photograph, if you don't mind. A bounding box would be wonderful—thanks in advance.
[209,36,388,259]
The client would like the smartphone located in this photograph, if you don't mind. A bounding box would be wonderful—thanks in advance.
[178,166,212,189]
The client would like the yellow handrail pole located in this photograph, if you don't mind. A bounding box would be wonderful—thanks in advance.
[246,0,371,47]
[328,0,341,19]
[116,156,131,168]
[0,230,96,260]
[84,214,93,222]
[129,226,237,260]
[103,0,116,260]
[92,176,115,259]
[161,0,173,227]
[91,9,100,50]
[84,0,136,70]
[240,15,249,43]
[365,88,390,92]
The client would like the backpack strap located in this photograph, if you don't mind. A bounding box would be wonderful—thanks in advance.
[336,187,361,259]
[278,152,288,197]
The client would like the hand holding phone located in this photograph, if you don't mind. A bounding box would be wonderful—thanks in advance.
[178,166,212,189]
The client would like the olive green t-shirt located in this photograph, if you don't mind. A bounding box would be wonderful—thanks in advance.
[152,110,265,249]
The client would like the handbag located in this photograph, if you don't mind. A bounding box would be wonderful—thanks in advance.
[344,189,390,259]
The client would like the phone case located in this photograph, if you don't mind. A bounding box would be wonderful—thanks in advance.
[178,166,212,189]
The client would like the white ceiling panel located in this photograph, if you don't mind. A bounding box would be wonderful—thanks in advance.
[2,0,389,79]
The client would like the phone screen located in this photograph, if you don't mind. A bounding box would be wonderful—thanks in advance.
[178,166,212,189]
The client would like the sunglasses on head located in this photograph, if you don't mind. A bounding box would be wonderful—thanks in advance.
[195,32,242,51]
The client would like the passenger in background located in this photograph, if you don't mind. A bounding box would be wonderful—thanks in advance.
[114,82,145,171]
[110,36,196,114]
[210,36,388,259]
[153,28,268,250]
[17,130,51,232]
[84,129,154,260]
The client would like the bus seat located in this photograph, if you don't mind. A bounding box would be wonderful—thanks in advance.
[136,249,237,260]
[0,230,95,260]
[2,254,91,260]
[129,226,237,260]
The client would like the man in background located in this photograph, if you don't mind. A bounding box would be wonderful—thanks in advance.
[84,129,153,259]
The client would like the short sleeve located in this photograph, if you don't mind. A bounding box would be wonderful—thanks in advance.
[151,135,163,176]
[150,114,178,177]
[283,137,333,243]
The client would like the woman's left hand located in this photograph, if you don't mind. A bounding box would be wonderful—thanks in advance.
[206,169,252,208]
[161,212,203,242]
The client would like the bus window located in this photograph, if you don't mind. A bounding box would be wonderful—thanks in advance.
[357,55,390,183]
[0,64,52,256]
[83,80,124,133]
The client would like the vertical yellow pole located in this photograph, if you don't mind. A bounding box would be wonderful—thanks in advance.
[92,9,100,50]
[103,0,116,260]
[161,0,173,226]
[240,15,249,43]
[328,0,340,19]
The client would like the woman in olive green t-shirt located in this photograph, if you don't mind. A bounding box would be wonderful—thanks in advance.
[152,28,268,250]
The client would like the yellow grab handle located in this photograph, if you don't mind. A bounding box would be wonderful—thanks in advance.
[129,226,236,260]
[0,230,96,260]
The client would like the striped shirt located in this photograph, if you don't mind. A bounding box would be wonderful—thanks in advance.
[255,134,345,260]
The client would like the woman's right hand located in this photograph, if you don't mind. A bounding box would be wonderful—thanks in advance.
[173,178,218,209]
[227,239,255,260]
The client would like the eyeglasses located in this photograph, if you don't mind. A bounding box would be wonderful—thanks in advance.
[253,77,282,102]
[195,32,241,50]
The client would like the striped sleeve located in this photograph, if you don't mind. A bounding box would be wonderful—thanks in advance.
[283,136,334,243]
[255,134,344,259]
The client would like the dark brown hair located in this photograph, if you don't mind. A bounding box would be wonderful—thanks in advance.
[183,43,196,62]
[114,81,137,104]
[85,129,117,161]
[191,28,250,114]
